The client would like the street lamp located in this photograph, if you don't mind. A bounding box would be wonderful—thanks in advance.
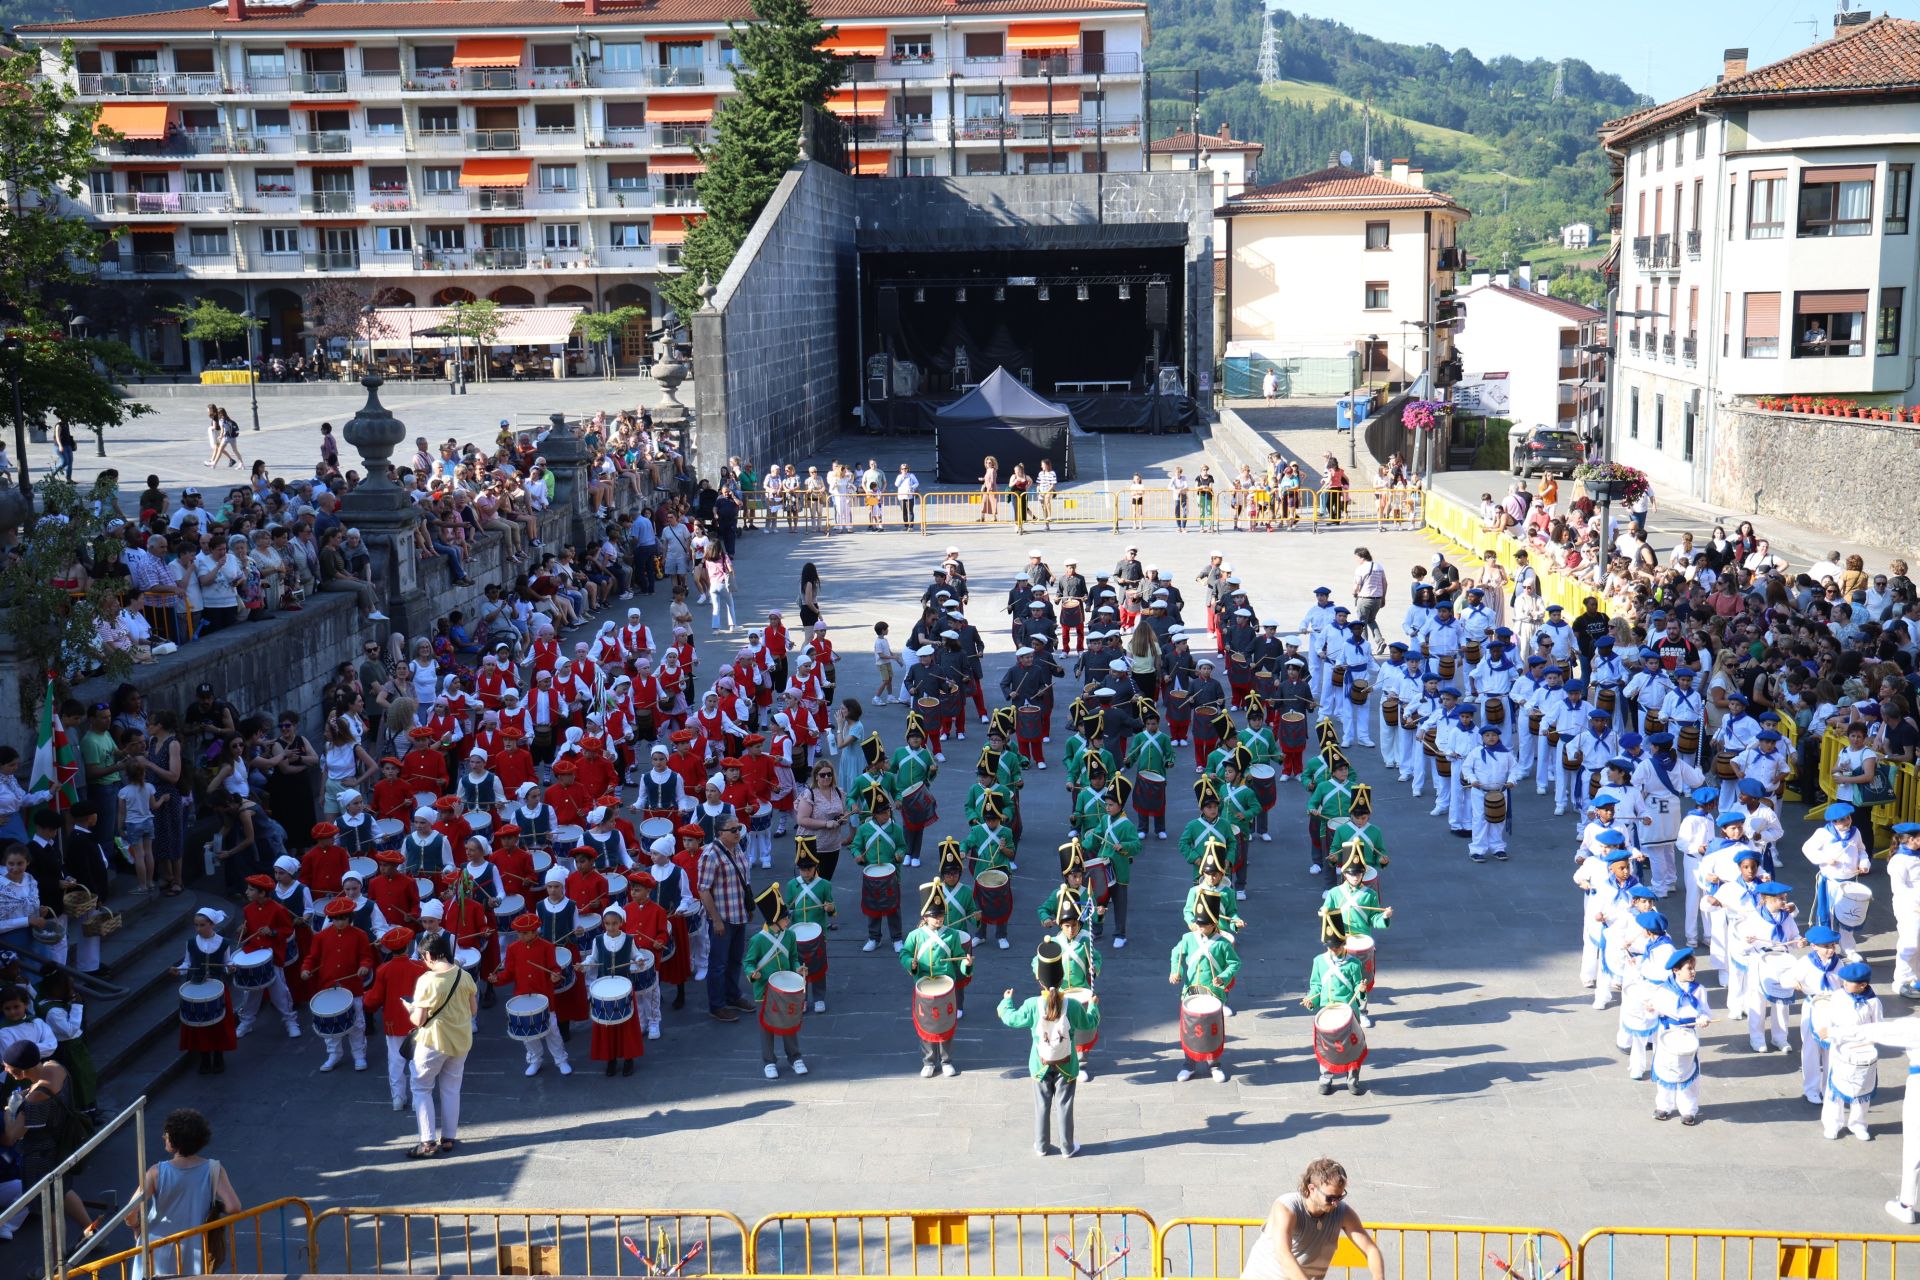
[240,309,262,434]
[1592,301,1657,554]
[1,335,28,499]
[1357,332,1378,468]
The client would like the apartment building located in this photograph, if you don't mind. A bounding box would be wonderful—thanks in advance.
[1454,281,1604,436]
[1604,15,1920,494]
[19,0,1149,371]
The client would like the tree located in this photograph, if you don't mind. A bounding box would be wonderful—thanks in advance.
[446,300,503,381]
[172,298,261,361]
[0,474,134,704]
[659,0,841,321]
[301,280,372,343]
[573,306,647,379]
[1548,270,1607,308]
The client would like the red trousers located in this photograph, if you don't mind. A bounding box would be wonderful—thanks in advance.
[1016,736,1045,764]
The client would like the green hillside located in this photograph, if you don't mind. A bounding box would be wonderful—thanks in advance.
[1260,79,1503,168]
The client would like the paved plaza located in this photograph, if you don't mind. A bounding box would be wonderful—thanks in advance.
[43,508,1907,1254]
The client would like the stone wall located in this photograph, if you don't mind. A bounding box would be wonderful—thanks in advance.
[691,162,860,472]
[1706,407,1920,550]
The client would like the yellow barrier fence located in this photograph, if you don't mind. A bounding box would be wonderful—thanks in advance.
[1422,490,1593,620]
[749,1208,1158,1277]
[908,490,1422,533]
[1811,726,1920,851]
[1577,1226,1920,1280]
[69,1196,314,1280]
[307,1206,751,1275]
[1157,1218,1575,1280]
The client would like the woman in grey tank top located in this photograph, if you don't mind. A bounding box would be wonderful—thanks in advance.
[1239,1158,1384,1280]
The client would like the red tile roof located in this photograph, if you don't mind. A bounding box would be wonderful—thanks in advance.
[1598,87,1710,149]
[18,0,1144,35]
[1709,15,1920,102]
[1460,282,1602,324]
[1218,164,1464,217]
[1149,127,1263,156]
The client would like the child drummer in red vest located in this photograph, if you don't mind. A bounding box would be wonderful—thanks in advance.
[494,911,573,1077]
[362,926,425,1111]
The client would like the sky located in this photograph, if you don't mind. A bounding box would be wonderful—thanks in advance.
[1277,0,1919,103]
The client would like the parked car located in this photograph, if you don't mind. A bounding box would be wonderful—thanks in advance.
[1509,424,1584,478]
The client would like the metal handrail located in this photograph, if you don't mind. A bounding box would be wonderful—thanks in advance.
[0,1094,149,1280]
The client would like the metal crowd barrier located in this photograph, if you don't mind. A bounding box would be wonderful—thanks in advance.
[1577,1226,1920,1280]
[1421,491,1595,621]
[749,1208,1158,1277]
[1157,1218,1574,1280]
[67,1197,314,1280]
[905,489,1420,533]
[306,1206,751,1276]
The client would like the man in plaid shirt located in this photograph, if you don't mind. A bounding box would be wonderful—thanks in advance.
[698,818,758,1021]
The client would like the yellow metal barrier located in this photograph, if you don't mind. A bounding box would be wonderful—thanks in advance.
[749,1208,1157,1276]
[1423,490,1594,620]
[1157,1217,1575,1280]
[1578,1226,1920,1280]
[308,1207,751,1275]
[199,369,257,385]
[69,1196,314,1280]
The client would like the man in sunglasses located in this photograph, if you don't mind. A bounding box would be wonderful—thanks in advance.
[1238,1157,1384,1280]
[696,818,758,1022]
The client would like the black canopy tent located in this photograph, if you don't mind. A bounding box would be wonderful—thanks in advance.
[933,368,1077,483]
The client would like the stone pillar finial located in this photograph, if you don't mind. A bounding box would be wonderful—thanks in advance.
[697,273,718,312]
[341,374,406,498]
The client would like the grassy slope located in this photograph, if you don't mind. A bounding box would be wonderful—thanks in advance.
[1259,79,1502,167]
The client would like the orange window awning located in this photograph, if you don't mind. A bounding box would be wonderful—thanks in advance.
[820,28,887,58]
[650,213,702,244]
[292,101,359,111]
[648,155,706,175]
[826,89,887,117]
[95,103,171,139]
[1006,21,1081,51]
[127,224,176,234]
[1009,84,1079,115]
[850,154,890,176]
[646,95,716,123]
[458,157,532,187]
[452,38,524,68]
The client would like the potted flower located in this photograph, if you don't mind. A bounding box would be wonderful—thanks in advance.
[1400,399,1448,431]
[1572,460,1651,503]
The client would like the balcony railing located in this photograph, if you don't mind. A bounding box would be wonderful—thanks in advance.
[290,71,349,94]
[460,68,522,91]
[1650,233,1672,267]
[467,188,526,210]
[1682,334,1697,363]
[128,252,179,274]
[79,72,222,97]
[654,185,701,208]
[474,249,528,270]
[300,192,357,213]
[1660,332,1675,358]
[645,65,709,87]
[1685,228,1702,259]
[92,192,236,216]
[1631,235,1650,264]
[468,129,521,151]
[599,185,655,208]
[303,250,362,273]
[529,127,581,145]
[1628,330,1641,352]
[298,131,353,155]
[839,52,1142,81]
[97,133,228,158]
[1015,52,1141,77]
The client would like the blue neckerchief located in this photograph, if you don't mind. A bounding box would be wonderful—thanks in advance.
[1852,991,1875,1007]
[1649,753,1686,799]
[1761,906,1790,941]
[1480,743,1511,757]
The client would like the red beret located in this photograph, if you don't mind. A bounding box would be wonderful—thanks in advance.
[494,823,521,837]
[244,874,274,891]
[310,822,339,839]
[381,926,415,951]
[511,912,540,932]
[323,897,355,918]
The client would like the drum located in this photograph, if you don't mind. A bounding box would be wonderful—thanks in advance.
[589,975,635,1025]
[553,946,577,994]
[1438,654,1458,681]
[1436,756,1453,778]
[1249,763,1278,810]
[936,689,963,725]
[1677,723,1701,757]
[899,782,938,830]
[413,791,439,814]
[466,811,492,832]
[638,817,674,846]
[551,824,584,850]
[1276,711,1308,750]
[1082,858,1113,906]
[913,975,958,1042]
[1312,1005,1367,1074]
[1463,639,1483,665]
[915,696,942,716]
[1758,951,1799,1002]
[179,980,228,1027]
[1563,744,1584,772]
[1529,709,1544,736]
[605,873,630,906]
[348,856,378,885]
[974,868,1014,924]
[760,970,806,1036]
[415,876,438,902]
[1345,934,1377,993]
[1063,988,1099,1050]
[229,950,275,991]
[1644,712,1666,737]
[1597,687,1617,715]
[1588,773,1603,801]
[1421,727,1440,758]
[1713,750,1737,780]
[1808,994,1836,1044]
[630,949,658,993]
[860,864,901,918]
[1484,695,1506,725]
[1833,881,1872,929]
[307,987,353,1037]
[1016,704,1045,742]
[1331,664,1347,689]
[1133,770,1167,815]
[454,946,483,983]
[1347,678,1371,707]
[1382,696,1401,728]
[530,851,553,875]
[1179,992,1226,1062]
[1620,979,1658,1034]
[373,818,405,843]
[793,921,827,977]
[492,893,526,933]
[1830,1040,1879,1099]
[1652,1026,1700,1080]
[505,994,551,1042]
[1483,790,1508,823]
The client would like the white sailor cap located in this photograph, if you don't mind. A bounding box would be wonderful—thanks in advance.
[544,867,569,886]
[420,900,446,919]
[1016,646,1034,656]
[414,806,438,823]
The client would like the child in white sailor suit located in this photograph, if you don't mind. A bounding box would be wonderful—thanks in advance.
[1549,683,1595,817]
[1650,948,1712,1125]
[1673,787,1720,947]
[1634,737,1705,900]
[1443,706,1479,835]
[1574,834,1638,997]
[1526,667,1569,796]
[1822,961,1883,1142]
[1889,823,1920,999]
[1568,712,1619,828]
[1710,691,1762,808]
[1695,815,1763,980]
[1598,882,1659,1012]
[1459,723,1516,864]
[1329,625,1376,748]
[1588,636,1628,715]
[1801,801,1873,950]
[1729,880,1799,1052]
[1736,781,1785,879]
[1658,667,1706,768]
[1620,911,1676,1080]
[1792,925,1847,1104]
[1374,644,1412,768]
[1622,649,1670,736]
[1399,674,1441,792]
[1425,692,1463,818]
[1830,1016,1920,1224]
[1507,655,1545,773]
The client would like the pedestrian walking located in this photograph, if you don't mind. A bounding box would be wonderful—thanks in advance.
[406,934,477,1159]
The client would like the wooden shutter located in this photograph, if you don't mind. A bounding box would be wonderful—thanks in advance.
[1745,292,1781,340]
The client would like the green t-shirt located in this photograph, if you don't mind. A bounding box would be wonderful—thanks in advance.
[81,729,121,786]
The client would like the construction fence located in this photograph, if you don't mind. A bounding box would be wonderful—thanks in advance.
[57,1204,1920,1280]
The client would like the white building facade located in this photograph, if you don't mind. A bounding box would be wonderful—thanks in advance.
[1455,283,1604,435]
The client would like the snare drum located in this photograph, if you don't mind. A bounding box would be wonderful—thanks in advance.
[553,946,577,994]
[1064,987,1099,1050]
[860,864,901,917]
[492,893,526,933]
[638,817,675,847]
[974,868,1013,923]
[1311,1005,1367,1074]
[229,949,275,990]
[505,994,551,1042]
[1344,934,1377,992]
[1652,1026,1700,1082]
[416,875,438,902]
[629,949,658,993]
[589,975,635,1025]
[1016,704,1046,742]
[466,810,493,832]
[530,850,554,876]
[1757,951,1798,1002]
[1081,858,1113,906]
[760,971,806,1036]
[604,872,630,906]
[372,818,405,843]
[899,782,937,830]
[1833,881,1872,929]
[793,921,828,978]
[348,856,378,885]
[1132,770,1166,815]
[1248,763,1278,810]
[307,987,354,1037]
[1483,790,1508,823]
[912,975,958,1043]
[1179,993,1226,1062]
[179,980,228,1027]
[454,946,483,983]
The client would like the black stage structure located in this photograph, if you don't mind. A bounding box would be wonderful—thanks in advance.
[858,240,1199,435]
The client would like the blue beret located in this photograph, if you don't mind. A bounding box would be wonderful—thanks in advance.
[1664,948,1695,971]
[1649,731,1675,746]
[1313,587,1331,595]
[1727,691,1748,703]
[1435,601,1454,612]
[1758,711,1781,722]
[1597,636,1615,647]
[1466,586,1484,596]
[1588,708,1610,720]
[1805,926,1841,945]
[1439,685,1461,697]
[1542,664,1563,676]
[1620,733,1643,748]
[1527,655,1546,666]
[1494,627,1514,638]
[1690,785,1720,804]
[1757,730,1782,742]
[1893,823,1920,836]
[1717,810,1750,827]
[1673,666,1697,678]
[1388,641,1409,652]
[1422,670,1441,682]
[1628,885,1659,900]
[1757,881,1792,897]
[1738,778,1766,797]
[1839,962,1872,983]
[1593,792,1622,808]
[1640,647,1660,659]
[1635,911,1669,932]
[1650,610,1668,619]
[1333,605,1350,615]
[1604,848,1632,863]
[1731,846,1762,862]
[1827,801,1857,820]
[1455,707,1478,722]
[1565,678,1588,693]
[1607,756,1634,771]
[1596,829,1627,845]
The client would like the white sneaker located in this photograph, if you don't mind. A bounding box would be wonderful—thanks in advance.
[367,611,389,622]
[935,752,946,762]
[997,938,1009,949]
[941,1062,959,1077]
[956,732,967,741]
[1210,1066,1228,1083]
[354,1058,368,1071]
[1309,863,1322,874]
[1080,1068,1093,1083]
[1037,761,1047,770]
[813,1000,826,1013]
[981,714,991,724]
[921,1064,937,1078]
[1176,1067,1194,1083]
[1113,937,1127,949]
[236,1021,254,1039]
[526,1063,541,1077]
[392,1099,407,1112]
[862,939,878,952]
[320,1054,343,1073]
[893,941,905,953]
[557,1061,572,1076]
[286,1024,301,1039]
[647,1023,661,1039]
[792,1059,808,1075]
[1157,831,1167,840]
[1886,1200,1919,1226]
[694,967,709,981]
[1260,833,1272,843]
[1852,1126,1873,1142]
[955,1008,965,1020]
[764,1063,779,1079]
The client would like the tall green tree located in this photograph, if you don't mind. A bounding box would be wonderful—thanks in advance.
[659,0,841,322]
[173,299,262,361]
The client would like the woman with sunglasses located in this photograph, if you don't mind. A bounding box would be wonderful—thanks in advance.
[794,760,850,882]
